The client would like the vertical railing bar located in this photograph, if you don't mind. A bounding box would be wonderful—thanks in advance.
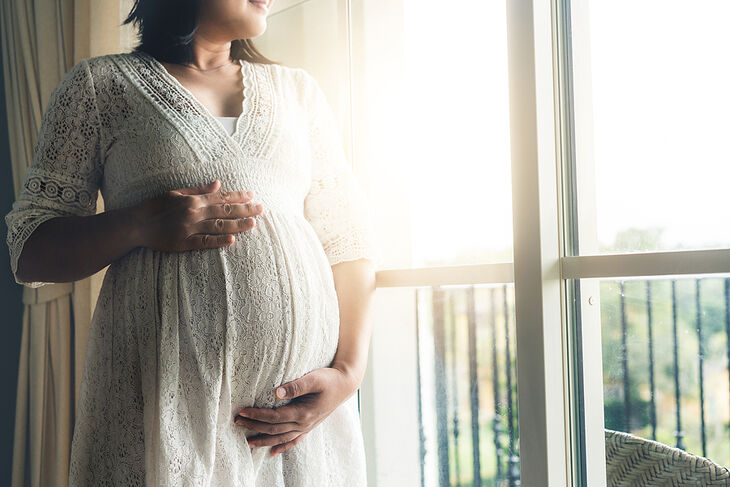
[506,285,522,487]
[433,286,451,486]
[696,279,707,457]
[490,287,503,483]
[467,286,482,487]
[503,284,516,487]
[415,289,426,487]
[646,280,657,441]
[672,279,685,450]
[725,278,730,450]
[620,280,630,432]
[449,292,461,484]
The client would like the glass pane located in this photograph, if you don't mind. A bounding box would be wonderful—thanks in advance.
[573,1,730,253]
[351,0,514,268]
[362,285,520,486]
[588,275,730,480]
[417,284,520,486]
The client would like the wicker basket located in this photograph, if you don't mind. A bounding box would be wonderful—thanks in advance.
[605,429,730,486]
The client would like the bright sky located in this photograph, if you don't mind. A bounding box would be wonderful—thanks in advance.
[589,0,730,250]
[400,0,730,266]
[402,0,513,266]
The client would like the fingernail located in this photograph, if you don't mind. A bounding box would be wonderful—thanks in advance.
[239,412,249,418]
[255,204,263,211]
[246,190,254,198]
[276,387,286,398]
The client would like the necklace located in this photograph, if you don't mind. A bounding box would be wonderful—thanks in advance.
[178,59,237,72]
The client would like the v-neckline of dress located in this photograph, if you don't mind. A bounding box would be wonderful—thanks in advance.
[139,51,252,147]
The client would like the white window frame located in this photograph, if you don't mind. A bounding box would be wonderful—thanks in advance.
[369,0,730,484]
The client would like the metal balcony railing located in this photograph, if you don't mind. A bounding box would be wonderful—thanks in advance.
[413,277,730,486]
[415,284,520,487]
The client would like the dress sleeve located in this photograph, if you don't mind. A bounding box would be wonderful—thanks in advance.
[299,70,383,268]
[4,58,103,288]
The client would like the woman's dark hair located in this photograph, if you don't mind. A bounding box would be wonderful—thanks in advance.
[122,0,279,65]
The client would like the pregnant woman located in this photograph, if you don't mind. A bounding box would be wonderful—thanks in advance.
[4,0,381,485]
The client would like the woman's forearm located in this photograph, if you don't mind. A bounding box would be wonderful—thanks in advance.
[15,206,141,284]
[14,183,260,285]
[329,258,377,387]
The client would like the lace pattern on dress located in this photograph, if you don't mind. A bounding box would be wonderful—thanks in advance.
[4,58,102,287]
[299,70,383,267]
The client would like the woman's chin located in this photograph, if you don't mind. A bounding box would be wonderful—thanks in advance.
[232,19,267,40]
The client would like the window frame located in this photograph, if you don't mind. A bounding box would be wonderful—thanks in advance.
[365,0,730,486]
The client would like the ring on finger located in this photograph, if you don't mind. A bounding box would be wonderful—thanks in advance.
[223,203,232,215]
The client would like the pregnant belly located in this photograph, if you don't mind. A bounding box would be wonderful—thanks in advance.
[219,212,341,401]
[103,210,340,409]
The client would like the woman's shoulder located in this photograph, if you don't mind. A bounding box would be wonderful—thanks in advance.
[52,52,137,96]
[261,62,323,106]
[264,61,311,80]
[74,52,151,102]
[65,52,130,73]
[82,52,137,78]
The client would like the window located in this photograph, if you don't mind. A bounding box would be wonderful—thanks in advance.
[564,0,730,484]
[259,0,730,485]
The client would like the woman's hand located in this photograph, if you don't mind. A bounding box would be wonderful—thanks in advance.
[129,179,264,252]
[234,366,360,456]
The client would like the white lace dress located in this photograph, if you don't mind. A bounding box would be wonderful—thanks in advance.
[4,51,382,486]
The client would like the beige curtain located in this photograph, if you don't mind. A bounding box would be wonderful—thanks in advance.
[0,1,134,485]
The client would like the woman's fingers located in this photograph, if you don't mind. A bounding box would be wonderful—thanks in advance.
[195,217,255,235]
[236,402,307,425]
[184,217,256,250]
[185,233,235,249]
[270,432,309,456]
[177,183,256,210]
[247,431,302,448]
[200,188,254,206]
[274,371,322,400]
[235,416,301,435]
[198,202,263,220]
